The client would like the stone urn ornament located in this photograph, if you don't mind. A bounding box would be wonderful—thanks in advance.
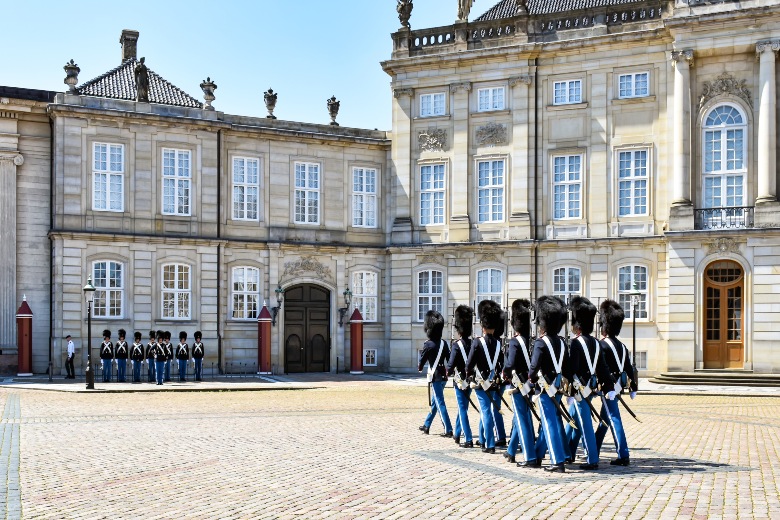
[200,77,217,110]
[63,59,80,93]
[264,88,278,119]
[327,95,340,126]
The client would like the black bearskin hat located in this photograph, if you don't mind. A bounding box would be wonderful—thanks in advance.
[149,330,156,338]
[569,296,597,335]
[134,331,142,340]
[156,330,164,339]
[179,331,187,341]
[534,295,566,335]
[453,305,474,339]
[599,299,625,337]
[194,330,202,339]
[165,331,171,340]
[478,300,503,331]
[102,329,111,339]
[511,299,531,337]
[118,328,126,338]
[424,310,445,341]
[494,311,506,338]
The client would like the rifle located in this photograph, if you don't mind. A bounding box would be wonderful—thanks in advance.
[617,393,641,423]
[511,370,541,422]
[538,375,577,429]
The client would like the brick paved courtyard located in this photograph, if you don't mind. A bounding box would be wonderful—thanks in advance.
[1,378,779,519]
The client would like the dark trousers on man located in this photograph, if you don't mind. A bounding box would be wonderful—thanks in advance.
[65,354,75,379]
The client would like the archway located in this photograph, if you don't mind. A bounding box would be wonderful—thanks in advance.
[283,284,331,373]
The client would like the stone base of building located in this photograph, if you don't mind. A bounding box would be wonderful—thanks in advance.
[754,200,780,227]
[668,204,694,231]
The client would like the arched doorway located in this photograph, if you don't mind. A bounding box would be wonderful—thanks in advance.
[283,284,331,373]
[703,260,744,369]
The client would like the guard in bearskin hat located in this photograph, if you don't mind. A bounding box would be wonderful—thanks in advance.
[130,331,145,383]
[565,296,613,470]
[417,310,453,436]
[446,305,475,447]
[176,331,190,382]
[115,328,129,382]
[476,308,508,449]
[99,329,113,383]
[154,330,167,385]
[163,331,173,382]
[146,330,157,383]
[528,295,572,472]
[595,299,635,466]
[192,331,205,382]
[466,300,504,454]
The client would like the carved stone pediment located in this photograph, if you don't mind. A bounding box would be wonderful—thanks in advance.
[282,256,333,282]
[699,73,753,109]
[478,253,500,264]
[419,254,438,265]
[418,129,447,152]
[475,123,507,146]
[706,237,741,256]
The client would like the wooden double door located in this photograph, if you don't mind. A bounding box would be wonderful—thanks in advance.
[284,284,331,373]
[703,260,744,369]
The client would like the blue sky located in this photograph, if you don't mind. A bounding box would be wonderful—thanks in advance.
[0,0,485,130]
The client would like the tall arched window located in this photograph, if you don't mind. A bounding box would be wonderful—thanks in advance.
[702,104,746,210]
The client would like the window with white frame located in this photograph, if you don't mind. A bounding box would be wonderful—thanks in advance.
[553,80,582,105]
[92,143,124,212]
[92,261,123,318]
[162,148,191,215]
[635,351,647,370]
[476,268,503,306]
[618,72,649,99]
[618,149,649,216]
[703,105,746,209]
[477,160,504,223]
[352,167,377,228]
[162,264,191,320]
[363,349,378,367]
[552,267,581,299]
[232,266,259,320]
[294,162,320,224]
[478,87,505,111]
[352,271,378,322]
[417,270,444,321]
[552,154,582,219]
[420,164,445,225]
[420,93,446,117]
[617,265,648,319]
[232,157,260,221]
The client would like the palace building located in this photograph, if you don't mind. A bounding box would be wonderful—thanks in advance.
[2,0,780,377]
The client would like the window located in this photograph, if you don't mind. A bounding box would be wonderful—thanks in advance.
[92,261,123,318]
[477,160,504,223]
[353,271,378,322]
[478,87,505,111]
[476,269,503,305]
[553,155,582,219]
[162,264,191,320]
[232,157,260,221]
[635,351,647,370]
[552,267,581,299]
[618,149,648,216]
[92,143,124,212]
[353,167,377,228]
[420,164,445,225]
[363,349,378,367]
[553,80,582,105]
[417,270,444,321]
[162,148,191,215]
[420,93,445,117]
[294,162,320,224]
[703,105,746,209]
[232,267,259,320]
[618,72,649,99]
[617,265,648,319]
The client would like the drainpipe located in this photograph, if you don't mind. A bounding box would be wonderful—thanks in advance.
[217,128,223,374]
[48,116,54,380]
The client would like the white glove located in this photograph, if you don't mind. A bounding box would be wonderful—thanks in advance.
[572,378,581,391]
[613,382,622,395]
[531,394,539,404]
[566,396,576,407]
[520,381,533,396]
[606,391,617,401]
[630,391,637,400]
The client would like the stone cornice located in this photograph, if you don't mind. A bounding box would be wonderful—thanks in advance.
[670,49,694,67]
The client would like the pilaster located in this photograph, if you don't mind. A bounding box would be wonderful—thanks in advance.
[756,41,779,206]
[392,88,414,243]
[449,81,471,242]
[0,152,23,348]
[669,50,695,230]
[508,74,533,238]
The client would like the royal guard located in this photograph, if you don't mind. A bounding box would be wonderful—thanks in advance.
[176,331,189,382]
[154,330,167,385]
[192,331,205,382]
[163,331,173,382]
[146,330,157,383]
[99,329,113,383]
[115,328,129,383]
[528,296,572,472]
[446,305,475,448]
[417,310,453,437]
[486,311,508,448]
[466,300,503,454]
[130,331,145,383]
[595,299,636,466]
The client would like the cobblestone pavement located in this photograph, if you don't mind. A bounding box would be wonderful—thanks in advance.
[1,378,779,519]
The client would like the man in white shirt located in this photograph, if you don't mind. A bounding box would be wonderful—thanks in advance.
[65,335,75,379]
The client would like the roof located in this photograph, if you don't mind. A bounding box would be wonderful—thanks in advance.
[76,57,203,109]
[474,0,645,20]
[0,86,57,103]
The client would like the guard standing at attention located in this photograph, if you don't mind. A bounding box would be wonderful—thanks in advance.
[446,305,475,448]
[176,331,190,382]
[154,331,167,385]
[164,331,173,382]
[417,310,453,437]
[192,331,205,382]
[99,329,113,383]
[528,296,571,473]
[115,329,129,383]
[131,331,145,383]
[146,331,157,383]
[65,334,75,379]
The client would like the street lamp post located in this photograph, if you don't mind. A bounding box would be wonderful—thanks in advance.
[83,275,96,390]
[629,282,642,367]
[338,287,352,327]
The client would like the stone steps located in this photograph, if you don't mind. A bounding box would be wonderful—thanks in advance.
[649,371,780,387]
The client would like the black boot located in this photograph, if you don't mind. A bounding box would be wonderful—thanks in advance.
[610,457,630,466]
[453,436,460,444]
[418,425,430,434]
[459,441,474,448]
[544,464,565,473]
[439,431,453,438]
[518,459,542,468]
[579,463,599,470]
[481,447,496,454]
[503,452,516,463]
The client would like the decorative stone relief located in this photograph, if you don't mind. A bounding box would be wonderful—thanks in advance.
[282,256,333,282]
[508,75,532,87]
[418,129,447,152]
[478,253,499,264]
[393,88,414,98]
[449,82,472,94]
[0,153,23,166]
[699,73,753,109]
[419,254,438,265]
[670,49,694,67]
[475,123,507,146]
[706,237,741,256]
[756,40,780,55]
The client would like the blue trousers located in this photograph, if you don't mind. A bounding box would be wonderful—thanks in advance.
[178,359,187,381]
[507,391,536,461]
[534,393,569,465]
[452,385,473,443]
[194,358,203,380]
[478,386,507,444]
[132,360,142,382]
[102,359,111,382]
[155,361,165,384]
[147,359,156,382]
[116,359,127,382]
[164,360,171,381]
[565,396,599,464]
[424,381,452,433]
[474,388,497,449]
[595,396,630,460]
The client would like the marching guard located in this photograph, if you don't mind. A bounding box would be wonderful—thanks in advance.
[176,331,190,382]
[115,329,129,383]
[146,331,157,383]
[163,331,173,382]
[192,331,204,382]
[131,331,145,383]
[99,329,114,383]
[446,305,475,448]
[417,310,453,437]
[154,331,167,385]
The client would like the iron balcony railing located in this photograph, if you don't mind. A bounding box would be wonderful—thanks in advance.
[694,206,754,230]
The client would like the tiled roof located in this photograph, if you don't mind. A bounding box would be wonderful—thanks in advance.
[475,0,644,20]
[76,58,203,109]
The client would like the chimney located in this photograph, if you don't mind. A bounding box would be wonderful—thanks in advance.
[120,30,139,62]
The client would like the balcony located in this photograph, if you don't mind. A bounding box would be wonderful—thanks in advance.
[694,207,754,230]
